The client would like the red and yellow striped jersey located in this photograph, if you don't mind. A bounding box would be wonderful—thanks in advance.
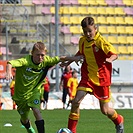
[67,77,78,97]
[77,32,117,86]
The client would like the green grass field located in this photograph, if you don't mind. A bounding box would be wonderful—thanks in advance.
[0,109,132,133]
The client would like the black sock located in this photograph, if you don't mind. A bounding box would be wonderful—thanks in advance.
[20,120,30,129]
[35,119,45,133]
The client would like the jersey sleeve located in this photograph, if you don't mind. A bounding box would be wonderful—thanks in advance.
[97,36,117,56]
[67,78,72,88]
[78,36,85,55]
[8,56,28,67]
[44,55,60,66]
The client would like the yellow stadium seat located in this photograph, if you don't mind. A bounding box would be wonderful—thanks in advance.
[96,0,107,6]
[61,7,70,14]
[107,17,116,24]
[60,17,71,24]
[78,0,87,5]
[59,7,64,14]
[107,26,116,34]
[87,7,98,15]
[97,16,107,24]
[93,16,97,23]
[105,7,115,15]
[118,56,127,60]
[98,26,107,34]
[97,7,106,15]
[50,7,55,14]
[70,16,80,24]
[80,27,83,34]
[115,17,125,25]
[116,26,126,34]
[127,56,133,60]
[127,46,133,54]
[123,0,133,6]
[107,36,118,44]
[87,0,98,5]
[125,17,133,25]
[117,36,127,44]
[70,26,80,34]
[118,46,129,54]
[79,16,85,22]
[115,7,125,15]
[78,7,88,15]
[78,16,97,24]
[125,26,133,34]
[127,36,133,44]
[69,7,79,15]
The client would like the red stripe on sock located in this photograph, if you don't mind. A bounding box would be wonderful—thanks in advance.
[113,115,123,125]
[68,118,78,133]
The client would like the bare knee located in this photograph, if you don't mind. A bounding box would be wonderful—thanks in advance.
[32,108,42,120]
[72,98,80,108]
[100,108,109,116]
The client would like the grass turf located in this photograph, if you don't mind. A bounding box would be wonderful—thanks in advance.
[0,109,132,133]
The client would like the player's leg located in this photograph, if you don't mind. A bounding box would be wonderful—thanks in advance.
[30,95,45,133]
[32,107,45,133]
[68,90,87,133]
[16,101,35,133]
[13,101,16,109]
[99,100,124,133]
[44,91,48,109]
[20,110,35,133]
[62,88,68,109]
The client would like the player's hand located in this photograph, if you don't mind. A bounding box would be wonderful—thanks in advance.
[5,73,13,80]
[74,55,84,66]
[60,61,71,67]
[104,58,113,63]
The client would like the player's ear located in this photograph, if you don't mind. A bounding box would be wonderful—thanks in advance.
[31,50,33,55]
[94,25,98,31]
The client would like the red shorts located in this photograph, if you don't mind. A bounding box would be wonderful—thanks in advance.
[78,80,111,101]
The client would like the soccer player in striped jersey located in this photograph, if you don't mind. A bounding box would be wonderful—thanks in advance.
[66,70,78,108]
[6,42,82,133]
[65,17,124,133]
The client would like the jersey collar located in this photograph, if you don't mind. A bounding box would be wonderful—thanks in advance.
[93,32,100,41]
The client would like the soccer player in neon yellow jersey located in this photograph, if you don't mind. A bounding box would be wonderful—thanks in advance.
[6,42,82,133]
[61,17,124,133]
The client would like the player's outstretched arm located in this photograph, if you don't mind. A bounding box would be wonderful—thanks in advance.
[6,63,13,80]
[105,54,118,63]
[60,55,84,67]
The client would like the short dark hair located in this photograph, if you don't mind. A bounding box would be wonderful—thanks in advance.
[72,70,77,76]
[81,17,95,28]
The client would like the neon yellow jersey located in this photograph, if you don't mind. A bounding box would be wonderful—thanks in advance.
[8,55,60,101]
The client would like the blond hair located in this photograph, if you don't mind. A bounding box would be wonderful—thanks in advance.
[32,42,47,52]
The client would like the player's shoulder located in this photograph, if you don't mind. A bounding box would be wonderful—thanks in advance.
[79,36,86,46]
[44,55,50,59]
[96,32,110,45]
[79,36,86,42]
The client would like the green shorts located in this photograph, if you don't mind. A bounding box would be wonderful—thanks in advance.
[15,94,41,120]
